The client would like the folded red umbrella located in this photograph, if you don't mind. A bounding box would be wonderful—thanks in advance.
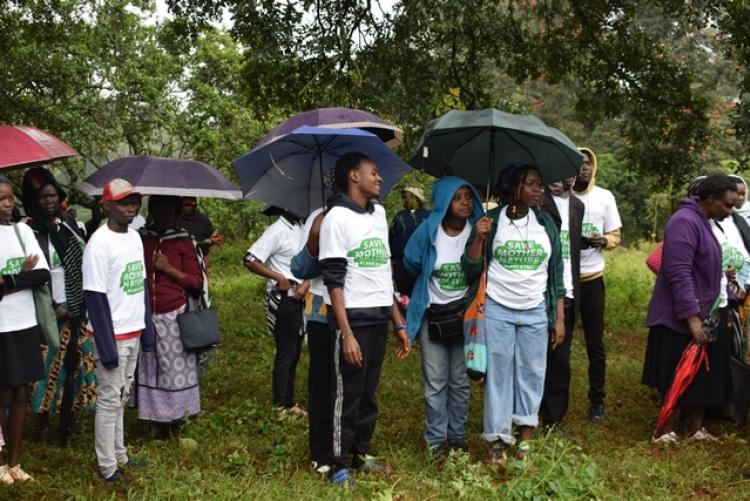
[655,341,709,431]
[0,125,78,170]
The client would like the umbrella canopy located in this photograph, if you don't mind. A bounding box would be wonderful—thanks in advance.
[409,109,583,189]
[78,156,242,200]
[232,126,411,216]
[0,125,78,170]
[655,342,709,431]
[256,107,403,150]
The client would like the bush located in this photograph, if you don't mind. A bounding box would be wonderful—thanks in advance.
[603,242,656,334]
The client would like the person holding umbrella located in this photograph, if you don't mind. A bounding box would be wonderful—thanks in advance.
[644,173,737,443]
[402,177,483,460]
[20,167,97,446]
[0,174,50,484]
[319,152,411,485]
[462,164,565,464]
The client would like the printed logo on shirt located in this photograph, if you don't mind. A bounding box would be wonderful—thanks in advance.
[120,261,145,295]
[0,257,25,275]
[494,240,549,271]
[435,262,466,291]
[52,251,61,267]
[722,242,746,272]
[582,223,601,237]
[347,237,389,268]
[559,230,570,260]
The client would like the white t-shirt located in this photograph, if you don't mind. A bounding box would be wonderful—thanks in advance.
[247,216,305,290]
[0,224,50,333]
[319,203,393,308]
[487,208,551,310]
[129,214,146,230]
[82,225,146,335]
[577,186,622,275]
[428,224,471,305]
[711,220,730,308]
[301,207,328,299]
[553,196,574,299]
[721,217,750,285]
[48,238,67,305]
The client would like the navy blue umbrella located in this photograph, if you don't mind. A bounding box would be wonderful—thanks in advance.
[232,126,412,216]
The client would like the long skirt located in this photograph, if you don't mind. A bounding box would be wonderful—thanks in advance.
[31,316,97,414]
[642,310,732,407]
[136,306,200,423]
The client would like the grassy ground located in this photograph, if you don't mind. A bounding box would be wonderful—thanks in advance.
[9,244,750,500]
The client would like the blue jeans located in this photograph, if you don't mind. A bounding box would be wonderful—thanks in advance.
[482,297,548,445]
[419,319,470,448]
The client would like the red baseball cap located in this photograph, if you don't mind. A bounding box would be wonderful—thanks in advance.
[102,178,142,203]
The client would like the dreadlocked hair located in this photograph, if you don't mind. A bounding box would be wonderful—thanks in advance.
[497,164,542,215]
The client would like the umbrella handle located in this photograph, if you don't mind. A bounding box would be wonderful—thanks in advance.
[485,129,495,214]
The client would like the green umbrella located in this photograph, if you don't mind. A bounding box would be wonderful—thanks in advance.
[409,108,583,198]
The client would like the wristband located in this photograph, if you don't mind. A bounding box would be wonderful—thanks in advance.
[394,323,407,332]
[341,330,354,339]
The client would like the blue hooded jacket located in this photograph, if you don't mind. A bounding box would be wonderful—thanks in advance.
[402,177,484,341]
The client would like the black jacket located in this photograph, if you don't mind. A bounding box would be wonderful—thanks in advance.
[543,191,584,317]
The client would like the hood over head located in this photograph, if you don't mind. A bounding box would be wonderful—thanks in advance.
[424,176,483,242]
[574,147,598,195]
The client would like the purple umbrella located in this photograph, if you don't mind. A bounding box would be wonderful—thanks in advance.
[256,107,403,150]
[78,156,242,200]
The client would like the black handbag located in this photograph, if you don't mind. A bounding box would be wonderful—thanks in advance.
[427,299,465,340]
[177,298,221,351]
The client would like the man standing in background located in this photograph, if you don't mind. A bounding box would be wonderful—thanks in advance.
[389,187,429,297]
[572,148,622,422]
[179,197,224,259]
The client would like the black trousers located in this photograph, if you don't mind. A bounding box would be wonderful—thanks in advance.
[579,277,606,405]
[272,296,304,408]
[540,300,576,423]
[332,323,387,470]
[307,320,334,465]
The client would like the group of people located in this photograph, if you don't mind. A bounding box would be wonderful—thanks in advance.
[244,147,622,485]
[0,168,220,485]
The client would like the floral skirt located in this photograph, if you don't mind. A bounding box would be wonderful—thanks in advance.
[136,306,200,423]
[30,317,97,414]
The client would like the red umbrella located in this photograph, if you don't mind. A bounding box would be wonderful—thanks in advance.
[655,342,709,430]
[0,125,78,170]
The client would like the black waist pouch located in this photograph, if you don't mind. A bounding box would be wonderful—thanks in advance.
[427,299,464,340]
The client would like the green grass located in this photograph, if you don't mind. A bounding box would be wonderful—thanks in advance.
[10,243,750,499]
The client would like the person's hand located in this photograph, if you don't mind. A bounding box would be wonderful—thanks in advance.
[153,252,172,273]
[22,255,39,272]
[727,266,738,283]
[551,317,565,349]
[394,328,411,358]
[587,233,608,248]
[687,315,709,346]
[210,232,225,246]
[276,276,291,292]
[343,333,363,367]
[54,304,71,320]
[475,216,492,240]
[294,280,310,301]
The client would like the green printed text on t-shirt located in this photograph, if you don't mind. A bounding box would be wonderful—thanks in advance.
[347,237,389,268]
[435,262,466,291]
[52,251,61,267]
[120,261,145,295]
[494,240,548,271]
[722,242,746,272]
[560,230,570,260]
[0,256,25,275]
[582,223,600,237]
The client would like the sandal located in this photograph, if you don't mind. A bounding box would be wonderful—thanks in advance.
[650,431,679,444]
[686,428,720,442]
[0,465,13,485]
[8,464,33,482]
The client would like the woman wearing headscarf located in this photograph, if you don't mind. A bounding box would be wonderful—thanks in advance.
[403,177,483,459]
[644,174,737,443]
[462,164,565,464]
[136,195,205,439]
[21,167,96,445]
[0,174,50,483]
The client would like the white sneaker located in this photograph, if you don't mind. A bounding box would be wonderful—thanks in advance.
[650,431,679,444]
[0,465,13,485]
[686,428,720,442]
[8,464,33,482]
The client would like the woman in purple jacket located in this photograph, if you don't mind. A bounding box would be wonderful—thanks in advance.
[643,174,738,443]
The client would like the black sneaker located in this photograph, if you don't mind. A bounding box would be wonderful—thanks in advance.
[589,402,605,422]
[447,439,468,452]
[102,469,128,484]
